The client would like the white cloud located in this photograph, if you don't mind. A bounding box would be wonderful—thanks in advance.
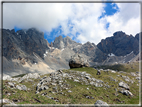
[3,2,140,45]
[104,3,140,37]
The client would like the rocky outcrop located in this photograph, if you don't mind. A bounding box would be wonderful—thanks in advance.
[3,73,40,83]
[118,81,130,90]
[69,54,89,68]
[53,35,81,49]
[97,31,140,56]
[73,42,107,62]
[0,99,16,105]
[119,89,133,96]
[2,28,49,61]
[2,69,139,104]
[35,70,104,95]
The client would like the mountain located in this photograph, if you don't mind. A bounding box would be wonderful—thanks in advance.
[3,28,49,61]
[53,35,81,49]
[2,28,140,76]
[73,41,107,62]
[97,31,140,56]
[2,28,54,76]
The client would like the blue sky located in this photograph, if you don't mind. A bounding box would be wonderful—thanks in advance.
[4,3,140,44]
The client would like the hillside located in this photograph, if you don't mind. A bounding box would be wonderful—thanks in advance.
[2,65,140,105]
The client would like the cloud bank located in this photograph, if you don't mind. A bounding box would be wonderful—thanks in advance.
[3,2,140,44]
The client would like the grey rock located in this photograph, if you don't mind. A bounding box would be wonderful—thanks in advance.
[136,77,140,80]
[130,72,137,76]
[119,82,130,90]
[8,82,15,88]
[90,81,95,85]
[3,75,12,81]
[111,70,116,73]
[85,76,91,80]
[94,100,109,107]
[97,70,101,75]
[41,85,49,90]
[86,96,90,99]
[68,90,72,93]
[0,99,16,105]
[41,92,47,96]
[119,89,133,96]
[74,79,79,82]
[51,83,57,86]
[16,85,27,91]
[69,54,89,68]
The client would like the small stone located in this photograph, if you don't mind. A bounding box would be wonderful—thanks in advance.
[51,83,57,86]
[74,79,79,82]
[85,76,91,79]
[68,90,72,93]
[94,100,109,107]
[8,82,15,88]
[90,81,95,85]
[87,88,89,90]
[86,96,90,99]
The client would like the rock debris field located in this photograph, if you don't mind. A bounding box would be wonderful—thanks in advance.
[2,67,140,106]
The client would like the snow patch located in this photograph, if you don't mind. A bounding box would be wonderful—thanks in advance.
[61,48,64,51]
[43,54,47,57]
[108,53,115,57]
[124,51,134,57]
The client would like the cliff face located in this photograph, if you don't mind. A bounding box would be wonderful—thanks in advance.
[53,35,81,49]
[97,31,140,56]
[73,42,107,62]
[3,28,49,61]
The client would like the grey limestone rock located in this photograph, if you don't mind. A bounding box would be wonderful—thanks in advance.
[69,54,89,68]
[119,89,133,96]
[94,100,109,107]
[119,81,130,90]
[16,85,27,91]
[8,82,15,88]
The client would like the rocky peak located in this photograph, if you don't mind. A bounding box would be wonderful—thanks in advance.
[3,28,49,60]
[97,31,139,56]
[53,35,64,49]
[113,31,127,38]
[63,36,75,47]
[53,35,80,49]
[135,32,142,40]
[83,41,97,49]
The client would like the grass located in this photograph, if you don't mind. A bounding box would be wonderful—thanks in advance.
[95,61,139,73]
[12,73,27,78]
[2,62,140,105]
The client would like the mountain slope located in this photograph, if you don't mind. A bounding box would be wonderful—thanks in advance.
[2,28,140,76]
[97,31,140,56]
[3,28,49,61]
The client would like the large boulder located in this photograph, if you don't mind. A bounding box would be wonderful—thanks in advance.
[69,54,89,68]
[119,81,130,90]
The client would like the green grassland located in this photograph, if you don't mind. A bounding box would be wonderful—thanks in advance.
[2,62,140,105]
[95,61,139,73]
